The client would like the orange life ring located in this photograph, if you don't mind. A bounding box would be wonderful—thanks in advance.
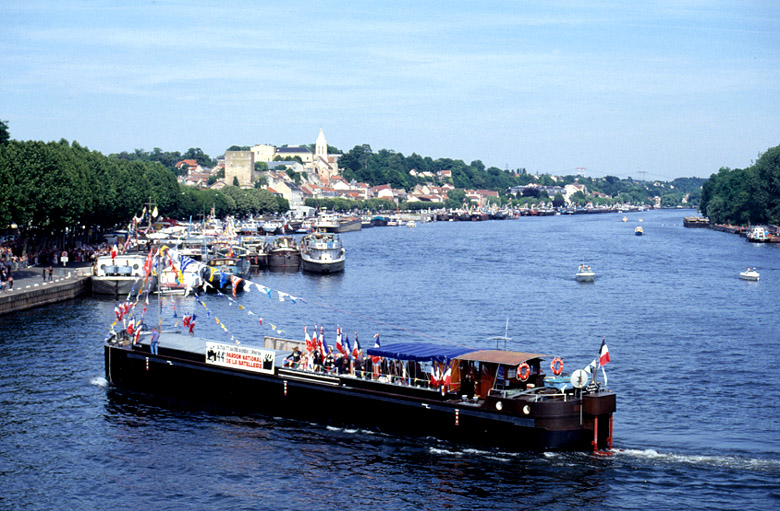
[551,357,564,376]
[517,362,530,382]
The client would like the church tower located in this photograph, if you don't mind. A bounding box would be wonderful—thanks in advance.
[313,128,339,185]
[315,128,328,160]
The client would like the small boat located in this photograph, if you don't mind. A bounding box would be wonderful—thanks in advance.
[268,236,301,270]
[371,215,390,227]
[300,231,345,273]
[91,253,147,295]
[575,264,595,282]
[635,226,643,236]
[204,255,250,292]
[262,220,283,235]
[739,267,760,281]
[406,220,417,228]
[622,216,628,222]
[747,226,771,243]
[315,213,362,233]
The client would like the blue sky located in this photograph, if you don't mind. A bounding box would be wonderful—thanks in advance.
[2,1,779,180]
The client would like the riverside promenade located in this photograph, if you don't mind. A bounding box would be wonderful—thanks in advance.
[0,263,92,315]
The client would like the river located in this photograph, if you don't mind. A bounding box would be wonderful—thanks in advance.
[1,209,779,509]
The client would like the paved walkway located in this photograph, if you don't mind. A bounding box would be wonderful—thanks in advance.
[1,262,93,295]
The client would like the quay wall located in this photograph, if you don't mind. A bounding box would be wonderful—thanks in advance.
[0,273,91,315]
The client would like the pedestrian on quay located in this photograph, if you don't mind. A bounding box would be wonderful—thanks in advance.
[42,266,46,281]
[48,266,53,281]
[7,269,13,290]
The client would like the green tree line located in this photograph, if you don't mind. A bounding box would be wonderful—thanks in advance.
[0,136,285,249]
[699,144,780,225]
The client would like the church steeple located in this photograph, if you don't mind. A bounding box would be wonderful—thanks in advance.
[315,128,327,159]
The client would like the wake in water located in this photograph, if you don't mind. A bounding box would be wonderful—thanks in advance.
[618,448,780,473]
[90,376,108,388]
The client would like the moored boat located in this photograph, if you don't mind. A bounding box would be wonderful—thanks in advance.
[204,255,250,292]
[300,231,345,273]
[103,333,616,452]
[91,253,146,295]
[268,236,301,270]
[315,213,362,233]
[635,226,643,236]
[746,226,771,243]
[683,216,709,228]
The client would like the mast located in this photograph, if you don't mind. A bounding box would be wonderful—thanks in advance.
[488,318,512,350]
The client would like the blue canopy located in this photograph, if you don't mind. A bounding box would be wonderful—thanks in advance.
[366,342,476,364]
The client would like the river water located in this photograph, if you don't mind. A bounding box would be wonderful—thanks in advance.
[2,209,779,510]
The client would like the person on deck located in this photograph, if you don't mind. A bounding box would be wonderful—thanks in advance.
[323,347,335,373]
[150,327,160,355]
[312,347,323,372]
[286,346,302,368]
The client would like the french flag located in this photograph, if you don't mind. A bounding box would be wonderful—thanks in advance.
[343,334,351,359]
[336,325,344,354]
[305,327,313,352]
[321,334,329,356]
[599,337,610,366]
[352,333,361,359]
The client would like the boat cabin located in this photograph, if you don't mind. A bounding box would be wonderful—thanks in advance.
[454,350,548,399]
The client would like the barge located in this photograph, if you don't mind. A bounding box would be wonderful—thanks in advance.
[104,333,616,452]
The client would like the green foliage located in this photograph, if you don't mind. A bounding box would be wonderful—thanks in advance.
[339,145,523,192]
[400,201,444,211]
[255,161,268,172]
[0,140,286,243]
[699,144,780,224]
[304,198,395,212]
[227,145,250,151]
[0,119,9,145]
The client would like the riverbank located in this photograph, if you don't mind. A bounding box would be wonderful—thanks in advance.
[0,263,92,315]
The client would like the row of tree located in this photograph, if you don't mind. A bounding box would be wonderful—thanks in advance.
[110,147,216,175]
[699,144,780,225]
[0,136,286,248]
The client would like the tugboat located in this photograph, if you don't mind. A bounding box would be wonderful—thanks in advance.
[300,231,345,273]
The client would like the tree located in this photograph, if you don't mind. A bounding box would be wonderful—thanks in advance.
[0,120,9,145]
[552,192,566,208]
[233,176,240,186]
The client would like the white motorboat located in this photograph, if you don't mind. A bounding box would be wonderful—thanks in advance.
[575,264,595,282]
[739,267,760,281]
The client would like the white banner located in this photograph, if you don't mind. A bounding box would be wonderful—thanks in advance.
[206,342,275,374]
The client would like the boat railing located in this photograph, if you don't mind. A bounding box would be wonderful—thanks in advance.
[488,384,571,402]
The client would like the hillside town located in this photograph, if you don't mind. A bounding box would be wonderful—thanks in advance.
[175,128,690,211]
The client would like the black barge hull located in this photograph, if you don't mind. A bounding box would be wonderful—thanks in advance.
[104,338,614,452]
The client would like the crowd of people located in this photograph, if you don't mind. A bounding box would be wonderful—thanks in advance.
[284,341,440,389]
